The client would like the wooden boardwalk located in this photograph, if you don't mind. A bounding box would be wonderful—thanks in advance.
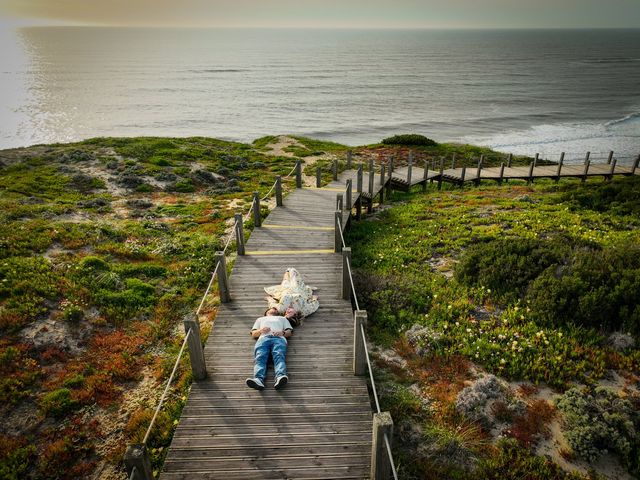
[391,162,637,190]
[160,156,637,479]
[161,186,373,479]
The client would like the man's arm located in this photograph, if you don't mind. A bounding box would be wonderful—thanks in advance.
[251,326,270,338]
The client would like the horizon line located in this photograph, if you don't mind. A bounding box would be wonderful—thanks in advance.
[8,24,640,30]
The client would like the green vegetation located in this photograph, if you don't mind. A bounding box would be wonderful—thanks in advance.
[382,134,438,147]
[39,388,78,418]
[347,175,640,478]
[557,387,640,475]
[0,135,297,479]
[0,434,36,480]
[457,238,640,334]
[291,136,350,154]
[2,134,637,480]
[252,135,279,150]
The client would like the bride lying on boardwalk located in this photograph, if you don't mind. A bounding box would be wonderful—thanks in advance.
[264,268,319,326]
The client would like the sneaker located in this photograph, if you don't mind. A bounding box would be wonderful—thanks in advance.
[274,375,288,390]
[246,377,265,390]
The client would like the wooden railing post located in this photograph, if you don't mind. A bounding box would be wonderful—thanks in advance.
[584,151,591,164]
[534,153,539,168]
[460,166,466,189]
[475,155,483,186]
[316,166,322,188]
[386,161,393,198]
[346,179,352,211]
[234,213,245,256]
[335,211,342,253]
[582,159,590,183]
[354,310,367,376]
[437,157,444,190]
[556,152,564,182]
[356,163,363,193]
[184,313,207,380]
[527,160,535,185]
[507,153,513,168]
[346,150,352,169]
[389,155,395,173]
[607,151,614,165]
[332,160,338,180]
[215,251,230,303]
[295,160,302,188]
[124,444,153,480]
[451,153,456,169]
[407,152,413,185]
[252,192,261,227]
[608,158,617,181]
[632,155,640,175]
[499,162,505,185]
[368,159,374,195]
[379,164,386,204]
[342,247,351,300]
[275,175,283,206]
[371,412,394,480]
[336,193,344,212]
[422,159,429,192]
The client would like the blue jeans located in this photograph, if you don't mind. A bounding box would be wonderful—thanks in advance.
[253,336,288,382]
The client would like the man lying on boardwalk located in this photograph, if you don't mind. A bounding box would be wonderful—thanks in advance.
[246,307,293,390]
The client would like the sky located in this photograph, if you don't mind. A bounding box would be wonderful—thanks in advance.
[0,0,639,28]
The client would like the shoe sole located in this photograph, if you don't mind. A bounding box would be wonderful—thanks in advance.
[274,377,288,390]
[246,379,264,390]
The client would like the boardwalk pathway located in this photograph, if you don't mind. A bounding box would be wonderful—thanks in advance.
[161,185,375,479]
[391,161,637,190]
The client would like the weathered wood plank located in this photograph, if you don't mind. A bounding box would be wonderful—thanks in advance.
[161,174,373,479]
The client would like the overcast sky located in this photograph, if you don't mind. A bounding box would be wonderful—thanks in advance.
[1,0,639,28]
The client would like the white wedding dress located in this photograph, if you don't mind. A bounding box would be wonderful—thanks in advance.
[264,268,319,318]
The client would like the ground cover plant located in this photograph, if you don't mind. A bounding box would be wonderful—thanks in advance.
[347,174,640,479]
[0,136,297,478]
[2,134,633,479]
[382,134,438,147]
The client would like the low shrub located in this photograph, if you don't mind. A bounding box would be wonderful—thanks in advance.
[473,439,588,480]
[457,238,640,334]
[0,434,36,480]
[527,245,640,334]
[169,179,195,193]
[40,388,79,418]
[62,305,84,323]
[557,175,640,216]
[381,134,438,146]
[94,278,157,324]
[556,387,640,475]
[454,237,573,303]
[0,344,41,404]
[354,271,433,334]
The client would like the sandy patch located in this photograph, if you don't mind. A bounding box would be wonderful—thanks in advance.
[263,135,305,157]
[261,135,338,187]
[510,377,639,480]
[20,315,93,355]
[427,255,457,278]
[91,367,161,480]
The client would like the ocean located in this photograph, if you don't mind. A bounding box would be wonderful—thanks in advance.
[1,27,639,163]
